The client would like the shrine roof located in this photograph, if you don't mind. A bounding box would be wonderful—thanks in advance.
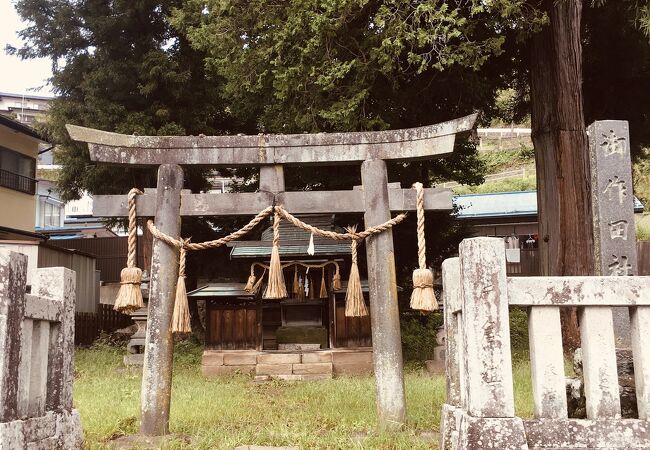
[454,190,644,219]
[187,283,255,298]
[229,214,352,258]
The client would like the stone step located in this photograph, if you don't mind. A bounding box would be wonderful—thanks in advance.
[292,362,333,375]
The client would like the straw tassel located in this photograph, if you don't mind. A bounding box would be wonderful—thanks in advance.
[244,265,257,292]
[252,268,266,293]
[319,267,328,298]
[410,182,438,311]
[345,226,368,317]
[292,265,301,296]
[263,211,288,299]
[171,240,192,334]
[308,274,316,300]
[114,188,144,314]
[332,262,342,290]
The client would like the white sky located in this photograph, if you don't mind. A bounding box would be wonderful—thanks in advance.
[0,1,54,97]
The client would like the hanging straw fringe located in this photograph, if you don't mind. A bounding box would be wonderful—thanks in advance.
[147,205,275,334]
[252,268,266,293]
[292,265,301,296]
[332,262,342,290]
[114,188,144,314]
[263,211,288,299]
[308,274,316,299]
[244,264,257,292]
[345,226,368,317]
[410,182,438,311]
[171,239,192,334]
[319,267,328,298]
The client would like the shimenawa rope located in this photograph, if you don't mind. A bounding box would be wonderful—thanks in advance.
[128,195,407,331]
[114,188,144,314]
[344,226,368,317]
[409,182,438,311]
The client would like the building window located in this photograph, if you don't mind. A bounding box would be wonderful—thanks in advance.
[42,201,62,227]
[0,146,36,194]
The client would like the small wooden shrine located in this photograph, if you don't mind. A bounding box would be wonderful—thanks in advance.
[188,215,373,355]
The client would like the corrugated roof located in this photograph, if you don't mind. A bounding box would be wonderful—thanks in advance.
[187,282,255,298]
[230,214,352,258]
[231,240,351,258]
[453,190,645,219]
[260,215,340,241]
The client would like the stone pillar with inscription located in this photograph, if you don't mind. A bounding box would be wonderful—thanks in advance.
[587,120,638,346]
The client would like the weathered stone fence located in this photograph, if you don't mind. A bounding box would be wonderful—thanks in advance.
[0,251,82,449]
[440,237,650,450]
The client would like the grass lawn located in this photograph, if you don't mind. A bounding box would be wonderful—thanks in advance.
[75,341,535,449]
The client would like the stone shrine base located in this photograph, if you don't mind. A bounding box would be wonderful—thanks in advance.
[201,347,373,380]
[0,410,83,449]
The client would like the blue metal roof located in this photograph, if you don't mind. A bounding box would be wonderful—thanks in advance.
[453,190,644,219]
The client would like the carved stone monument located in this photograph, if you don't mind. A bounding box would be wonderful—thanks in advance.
[587,120,638,346]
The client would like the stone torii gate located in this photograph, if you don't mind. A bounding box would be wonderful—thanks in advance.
[67,113,476,435]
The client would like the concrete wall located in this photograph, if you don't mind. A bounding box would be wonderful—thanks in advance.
[0,124,39,232]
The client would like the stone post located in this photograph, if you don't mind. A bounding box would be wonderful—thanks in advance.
[587,120,638,346]
[360,159,406,430]
[259,165,285,193]
[0,251,27,422]
[140,164,183,436]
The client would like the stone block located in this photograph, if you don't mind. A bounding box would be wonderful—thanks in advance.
[301,352,332,363]
[292,363,332,375]
[257,353,301,365]
[278,343,321,351]
[331,350,373,365]
[457,414,528,450]
[202,351,224,366]
[124,354,144,366]
[223,352,257,366]
[256,364,293,376]
[201,364,254,377]
[433,346,445,362]
[332,361,373,376]
[331,351,373,375]
[274,374,331,382]
[234,446,298,450]
[425,359,445,375]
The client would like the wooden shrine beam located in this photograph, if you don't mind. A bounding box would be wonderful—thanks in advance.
[66,114,477,167]
[92,187,452,217]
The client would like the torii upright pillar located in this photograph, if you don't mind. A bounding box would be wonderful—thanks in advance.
[361,159,406,429]
[140,164,183,436]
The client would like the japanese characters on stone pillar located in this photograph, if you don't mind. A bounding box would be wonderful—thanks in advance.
[588,120,638,346]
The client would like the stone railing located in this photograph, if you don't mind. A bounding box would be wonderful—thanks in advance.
[0,251,82,449]
[440,237,650,450]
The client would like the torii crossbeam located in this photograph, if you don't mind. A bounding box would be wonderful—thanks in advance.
[67,113,477,435]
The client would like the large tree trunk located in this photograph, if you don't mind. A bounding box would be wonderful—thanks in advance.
[529,0,594,350]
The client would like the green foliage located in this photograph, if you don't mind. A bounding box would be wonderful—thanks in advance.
[400,312,443,362]
[479,147,535,175]
[509,307,529,359]
[573,2,650,157]
[172,0,542,134]
[633,148,650,208]
[637,221,650,241]
[491,88,531,127]
[453,175,537,195]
